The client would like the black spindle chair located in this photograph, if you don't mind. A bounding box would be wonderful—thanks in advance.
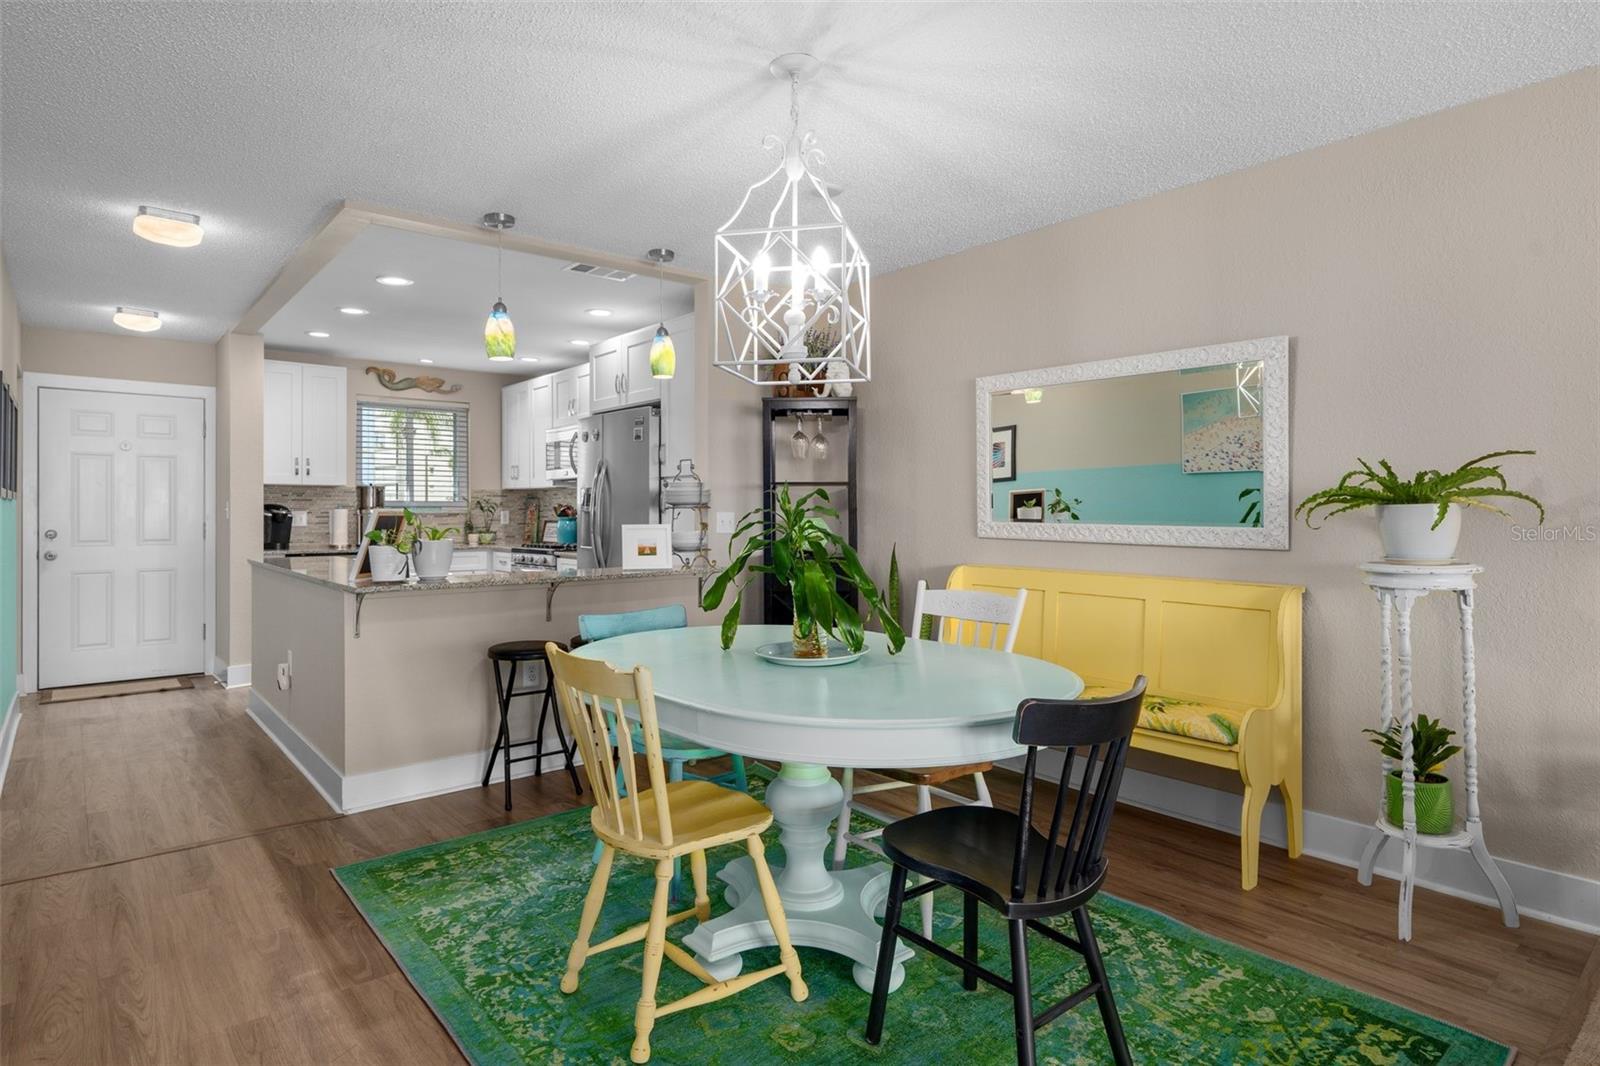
[864,677,1146,1066]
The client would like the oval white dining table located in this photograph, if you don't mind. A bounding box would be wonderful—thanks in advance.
[571,623,1084,993]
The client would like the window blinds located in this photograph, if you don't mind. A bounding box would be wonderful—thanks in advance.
[354,400,469,507]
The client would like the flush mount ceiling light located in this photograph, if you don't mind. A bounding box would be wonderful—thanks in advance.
[339,306,369,316]
[714,52,869,388]
[306,330,331,338]
[482,212,516,361]
[132,206,203,248]
[419,358,434,364]
[375,275,414,287]
[112,306,161,332]
[585,308,612,318]
[569,339,589,346]
[645,248,676,379]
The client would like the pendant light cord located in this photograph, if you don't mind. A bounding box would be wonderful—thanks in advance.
[496,231,503,302]
[790,73,800,134]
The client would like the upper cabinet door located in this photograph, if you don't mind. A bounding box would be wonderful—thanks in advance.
[574,364,592,421]
[501,380,530,487]
[298,364,348,485]
[529,378,554,487]
[262,361,301,484]
[589,340,623,412]
[550,369,577,430]
[622,330,662,407]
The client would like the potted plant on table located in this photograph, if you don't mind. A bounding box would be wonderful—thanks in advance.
[702,485,904,658]
[365,510,416,582]
[1363,715,1462,835]
[412,518,460,580]
[1295,451,1543,562]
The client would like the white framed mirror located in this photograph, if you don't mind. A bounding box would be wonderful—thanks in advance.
[976,336,1289,549]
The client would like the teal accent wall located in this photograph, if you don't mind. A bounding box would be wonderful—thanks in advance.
[0,498,15,723]
[993,462,1262,526]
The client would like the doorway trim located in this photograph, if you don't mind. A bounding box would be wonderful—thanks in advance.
[21,372,217,695]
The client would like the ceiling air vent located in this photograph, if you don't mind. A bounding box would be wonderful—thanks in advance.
[564,262,636,282]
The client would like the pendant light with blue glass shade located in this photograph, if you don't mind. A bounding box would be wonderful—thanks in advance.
[646,247,676,379]
[481,212,516,361]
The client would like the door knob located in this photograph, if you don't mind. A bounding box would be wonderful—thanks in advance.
[42,550,56,561]
[44,529,57,540]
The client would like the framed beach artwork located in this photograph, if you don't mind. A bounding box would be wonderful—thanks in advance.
[1181,387,1263,473]
[620,524,672,570]
[991,424,1017,483]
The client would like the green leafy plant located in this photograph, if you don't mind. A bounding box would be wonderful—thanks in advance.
[1362,715,1462,782]
[1238,487,1262,527]
[419,521,458,541]
[366,508,417,554]
[1295,451,1544,531]
[1047,489,1083,521]
[885,545,902,632]
[701,485,905,655]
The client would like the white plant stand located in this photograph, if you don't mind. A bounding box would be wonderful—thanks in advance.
[1355,562,1519,941]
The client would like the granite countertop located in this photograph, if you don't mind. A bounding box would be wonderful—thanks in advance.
[263,545,359,558]
[251,554,711,595]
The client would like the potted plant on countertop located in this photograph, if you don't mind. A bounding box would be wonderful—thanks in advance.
[1295,451,1544,562]
[365,510,416,583]
[412,517,460,581]
[471,496,500,545]
[702,485,904,658]
[1363,715,1462,835]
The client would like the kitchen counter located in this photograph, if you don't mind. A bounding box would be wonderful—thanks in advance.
[263,545,358,559]
[251,555,709,595]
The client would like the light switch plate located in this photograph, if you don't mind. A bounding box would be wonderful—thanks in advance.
[498,509,510,525]
[292,510,309,527]
[716,511,736,534]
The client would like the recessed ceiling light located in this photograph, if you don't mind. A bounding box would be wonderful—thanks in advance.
[419,358,434,364]
[375,275,413,287]
[132,206,203,248]
[306,330,331,338]
[570,339,589,346]
[520,356,539,363]
[339,306,369,316]
[586,308,612,317]
[112,306,162,332]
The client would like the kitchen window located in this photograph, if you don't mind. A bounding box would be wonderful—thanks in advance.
[355,400,468,507]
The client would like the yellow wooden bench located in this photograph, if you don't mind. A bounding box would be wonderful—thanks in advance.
[946,565,1304,890]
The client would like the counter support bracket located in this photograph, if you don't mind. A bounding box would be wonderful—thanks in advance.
[545,580,568,622]
[353,591,368,638]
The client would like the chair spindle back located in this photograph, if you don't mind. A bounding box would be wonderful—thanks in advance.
[546,643,675,847]
[1010,677,1146,902]
[912,580,1028,653]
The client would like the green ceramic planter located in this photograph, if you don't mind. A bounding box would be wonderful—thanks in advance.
[1385,771,1454,834]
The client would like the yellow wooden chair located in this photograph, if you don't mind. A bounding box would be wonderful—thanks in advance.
[546,643,807,1064]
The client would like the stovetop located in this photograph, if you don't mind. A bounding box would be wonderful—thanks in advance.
[517,543,579,554]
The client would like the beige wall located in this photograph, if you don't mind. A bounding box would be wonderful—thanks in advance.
[21,325,215,386]
[216,333,264,672]
[855,69,1599,880]
[263,350,523,491]
[1,251,19,384]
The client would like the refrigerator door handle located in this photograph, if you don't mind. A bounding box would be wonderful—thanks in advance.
[594,459,610,569]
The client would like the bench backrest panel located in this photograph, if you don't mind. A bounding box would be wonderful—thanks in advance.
[948,565,1302,710]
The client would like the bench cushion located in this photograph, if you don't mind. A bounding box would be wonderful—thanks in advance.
[1082,685,1241,746]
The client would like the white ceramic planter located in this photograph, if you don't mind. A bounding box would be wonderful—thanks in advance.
[367,544,410,582]
[1377,503,1461,562]
[413,539,454,580]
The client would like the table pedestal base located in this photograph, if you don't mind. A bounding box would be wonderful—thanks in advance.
[680,762,912,993]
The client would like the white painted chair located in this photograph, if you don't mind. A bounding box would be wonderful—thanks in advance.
[831,580,1028,935]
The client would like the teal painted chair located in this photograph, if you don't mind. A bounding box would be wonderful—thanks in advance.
[575,605,750,898]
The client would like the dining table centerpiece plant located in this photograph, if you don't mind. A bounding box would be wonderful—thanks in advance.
[365,509,417,583]
[412,516,460,581]
[1294,451,1543,562]
[702,485,905,658]
[1363,715,1462,835]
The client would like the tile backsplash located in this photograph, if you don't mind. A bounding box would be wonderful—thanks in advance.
[263,486,578,549]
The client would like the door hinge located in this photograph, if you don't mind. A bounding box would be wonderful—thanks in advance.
[202,623,207,639]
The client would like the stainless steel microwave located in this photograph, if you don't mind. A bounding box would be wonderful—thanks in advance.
[544,427,579,481]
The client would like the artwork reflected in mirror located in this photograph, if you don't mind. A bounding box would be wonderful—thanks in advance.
[976,337,1287,549]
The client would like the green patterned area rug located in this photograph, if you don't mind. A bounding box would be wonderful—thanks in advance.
[334,779,1511,1065]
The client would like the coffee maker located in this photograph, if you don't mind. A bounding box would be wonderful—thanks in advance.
[263,504,293,550]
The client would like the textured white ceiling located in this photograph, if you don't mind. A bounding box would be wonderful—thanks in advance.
[262,225,694,371]
[2,2,1594,345]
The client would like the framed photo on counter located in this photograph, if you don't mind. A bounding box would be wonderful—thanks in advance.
[620,524,672,570]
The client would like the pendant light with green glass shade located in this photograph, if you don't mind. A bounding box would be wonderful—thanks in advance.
[482,212,516,361]
[646,247,676,379]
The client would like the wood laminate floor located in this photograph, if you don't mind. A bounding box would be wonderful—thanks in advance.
[1,684,1593,1064]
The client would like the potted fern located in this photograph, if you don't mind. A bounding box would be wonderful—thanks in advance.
[1363,715,1461,835]
[412,517,460,580]
[702,485,904,658]
[1295,451,1543,562]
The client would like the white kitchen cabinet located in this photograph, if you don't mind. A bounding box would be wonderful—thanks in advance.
[551,369,578,430]
[622,328,663,407]
[263,359,347,485]
[449,550,489,575]
[501,380,532,488]
[574,364,592,422]
[589,338,624,412]
[529,377,554,486]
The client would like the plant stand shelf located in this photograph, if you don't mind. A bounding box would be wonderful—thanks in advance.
[1354,561,1518,941]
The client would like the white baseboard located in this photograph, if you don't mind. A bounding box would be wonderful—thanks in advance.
[212,658,252,689]
[245,689,582,815]
[1014,752,1600,935]
[0,695,20,796]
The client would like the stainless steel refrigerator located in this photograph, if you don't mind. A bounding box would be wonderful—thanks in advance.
[576,405,660,569]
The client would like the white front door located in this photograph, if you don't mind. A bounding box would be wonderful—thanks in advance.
[37,387,207,688]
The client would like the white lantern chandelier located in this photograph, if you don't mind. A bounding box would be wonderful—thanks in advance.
[714,53,870,388]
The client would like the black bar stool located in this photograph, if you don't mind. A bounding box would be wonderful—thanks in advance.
[483,640,581,810]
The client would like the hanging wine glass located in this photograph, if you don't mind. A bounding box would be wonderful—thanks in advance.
[789,415,810,460]
[810,415,829,461]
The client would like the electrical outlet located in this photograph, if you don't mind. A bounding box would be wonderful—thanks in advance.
[275,662,291,691]
[292,510,309,527]
[716,511,736,534]
[522,660,546,688]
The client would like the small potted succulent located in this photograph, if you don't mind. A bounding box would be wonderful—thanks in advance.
[1363,715,1462,835]
[365,511,416,583]
[412,517,460,580]
[471,496,499,546]
[1296,451,1543,562]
